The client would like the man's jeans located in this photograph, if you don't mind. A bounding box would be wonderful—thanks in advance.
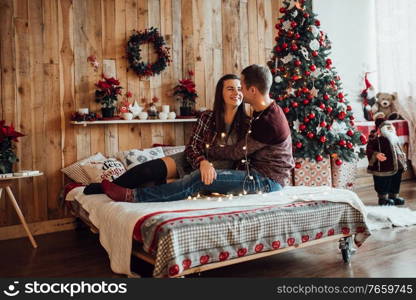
[133,169,282,202]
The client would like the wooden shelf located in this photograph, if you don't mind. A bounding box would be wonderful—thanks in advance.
[70,118,197,126]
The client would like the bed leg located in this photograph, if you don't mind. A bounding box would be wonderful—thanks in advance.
[339,236,356,263]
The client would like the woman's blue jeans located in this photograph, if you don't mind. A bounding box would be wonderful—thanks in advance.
[133,169,282,202]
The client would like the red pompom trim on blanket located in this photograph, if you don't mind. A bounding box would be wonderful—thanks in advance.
[328,228,335,236]
[200,255,209,264]
[255,244,264,253]
[342,227,350,235]
[287,238,296,246]
[219,251,230,261]
[169,264,180,276]
[315,232,323,239]
[182,259,192,270]
[237,248,247,257]
[302,235,310,243]
[272,241,281,249]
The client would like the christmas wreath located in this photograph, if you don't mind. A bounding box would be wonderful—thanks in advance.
[127,27,171,78]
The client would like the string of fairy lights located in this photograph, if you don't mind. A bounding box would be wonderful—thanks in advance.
[184,111,268,202]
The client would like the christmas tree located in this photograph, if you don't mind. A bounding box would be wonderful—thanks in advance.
[267,0,366,166]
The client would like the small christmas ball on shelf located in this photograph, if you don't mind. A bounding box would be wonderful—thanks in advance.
[335,159,343,166]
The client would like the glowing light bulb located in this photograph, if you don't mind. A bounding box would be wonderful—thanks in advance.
[187,196,192,200]
[238,193,243,197]
[241,159,246,163]
[205,144,210,148]
[243,190,247,195]
[221,132,226,138]
[248,130,252,134]
[249,176,254,180]
[242,146,247,150]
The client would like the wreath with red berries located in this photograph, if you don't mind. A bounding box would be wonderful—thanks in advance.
[127,27,171,78]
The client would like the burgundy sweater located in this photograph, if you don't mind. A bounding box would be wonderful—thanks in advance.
[207,102,294,186]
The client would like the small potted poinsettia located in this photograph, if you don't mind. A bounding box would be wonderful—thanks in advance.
[95,75,123,118]
[0,121,24,174]
[173,71,198,116]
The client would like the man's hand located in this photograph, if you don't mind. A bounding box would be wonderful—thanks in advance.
[376,152,387,161]
[199,160,217,185]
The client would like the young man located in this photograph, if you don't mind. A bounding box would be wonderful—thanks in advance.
[102,64,294,202]
[367,118,407,205]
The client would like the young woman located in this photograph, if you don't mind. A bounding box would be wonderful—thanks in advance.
[84,74,249,194]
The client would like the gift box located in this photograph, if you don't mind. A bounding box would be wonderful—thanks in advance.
[293,157,332,187]
[331,158,358,190]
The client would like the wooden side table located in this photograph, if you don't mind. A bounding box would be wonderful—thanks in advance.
[0,172,43,248]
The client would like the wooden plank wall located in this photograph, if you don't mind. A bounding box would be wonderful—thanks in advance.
[0,0,281,228]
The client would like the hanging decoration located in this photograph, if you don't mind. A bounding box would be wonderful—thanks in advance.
[126,27,171,78]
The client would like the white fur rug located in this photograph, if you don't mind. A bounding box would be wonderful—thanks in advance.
[365,206,416,231]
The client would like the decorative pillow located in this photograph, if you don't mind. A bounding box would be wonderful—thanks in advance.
[162,145,185,156]
[115,147,165,170]
[80,158,126,183]
[61,153,106,184]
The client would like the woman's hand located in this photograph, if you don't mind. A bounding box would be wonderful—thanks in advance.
[376,152,387,161]
[199,160,217,185]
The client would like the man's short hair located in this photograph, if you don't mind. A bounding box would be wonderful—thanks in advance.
[241,64,272,95]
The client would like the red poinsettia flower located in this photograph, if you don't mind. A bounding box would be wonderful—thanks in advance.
[0,123,25,142]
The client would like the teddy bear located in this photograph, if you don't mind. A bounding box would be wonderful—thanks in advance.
[371,92,402,120]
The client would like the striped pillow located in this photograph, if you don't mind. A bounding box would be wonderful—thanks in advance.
[61,153,106,184]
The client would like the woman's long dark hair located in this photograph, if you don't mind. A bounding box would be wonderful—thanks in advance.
[213,74,249,140]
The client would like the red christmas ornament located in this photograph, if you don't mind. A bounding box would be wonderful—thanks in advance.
[303,117,310,123]
[337,92,344,99]
[312,51,318,57]
[302,87,309,93]
[326,58,332,65]
[291,21,298,28]
[299,124,307,131]
[330,80,336,86]
[323,94,330,101]
[320,121,327,127]
[307,132,315,139]
[275,45,281,52]
[346,142,353,149]
[283,107,290,114]
[282,42,288,49]
[292,75,300,81]
[294,33,301,39]
[319,103,325,110]
[291,44,299,51]
[326,106,333,113]
[295,162,302,169]
[308,113,315,119]
[347,105,352,111]
[316,155,323,162]
[347,130,354,137]
[315,20,321,26]
[275,23,281,30]
[307,94,314,100]
[338,112,346,120]
[291,102,299,108]
[309,65,316,71]
[296,142,303,149]
[303,12,310,18]
[287,31,294,38]
[303,99,310,105]
[279,66,286,72]
[279,7,286,13]
[295,90,302,97]
[335,159,343,166]
[338,140,346,147]
[304,71,311,76]
[360,135,367,145]
[319,136,327,143]
[350,115,355,120]
[279,29,286,36]
[350,121,355,126]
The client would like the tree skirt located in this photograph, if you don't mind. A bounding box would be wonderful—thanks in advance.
[365,206,416,231]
